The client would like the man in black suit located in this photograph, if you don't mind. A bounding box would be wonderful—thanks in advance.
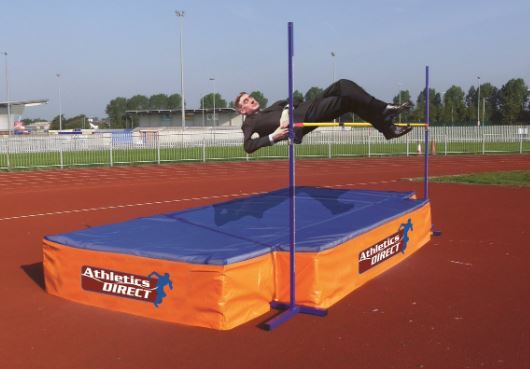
[235,79,412,154]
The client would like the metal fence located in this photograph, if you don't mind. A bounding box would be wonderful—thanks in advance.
[1,126,529,170]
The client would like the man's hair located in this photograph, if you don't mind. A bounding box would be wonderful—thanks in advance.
[234,92,248,113]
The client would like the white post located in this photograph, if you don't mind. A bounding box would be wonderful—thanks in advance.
[109,135,113,167]
[519,132,523,154]
[59,136,64,169]
[5,137,11,169]
[157,134,160,164]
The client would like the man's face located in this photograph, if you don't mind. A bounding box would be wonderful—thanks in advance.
[238,93,260,115]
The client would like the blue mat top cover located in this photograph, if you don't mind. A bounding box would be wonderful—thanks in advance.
[46,187,428,265]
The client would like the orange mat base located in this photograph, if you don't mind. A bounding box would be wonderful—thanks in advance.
[273,202,432,308]
[43,201,431,330]
[43,240,275,330]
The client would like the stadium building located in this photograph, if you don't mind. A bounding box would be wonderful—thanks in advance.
[0,99,48,133]
[125,108,243,129]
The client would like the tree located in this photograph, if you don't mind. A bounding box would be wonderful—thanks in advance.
[250,91,268,108]
[465,82,501,125]
[126,95,149,111]
[498,78,528,124]
[124,95,149,128]
[149,94,169,109]
[442,85,466,124]
[414,88,442,124]
[478,83,500,125]
[201,93,227,109]
[105,97,127,128]
[305,87,323,102]
[22,118,45,125]
[465,86,479,124]
[432,91,443,124]
[168,93,183,109]
[49,115,65,130]
[293,90,304,106]
[63,115,87,130]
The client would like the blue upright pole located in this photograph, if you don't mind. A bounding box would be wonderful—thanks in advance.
[264,22,327,331]
[424,66,430,200]
[424,66,442,237]
[287,22,296,308]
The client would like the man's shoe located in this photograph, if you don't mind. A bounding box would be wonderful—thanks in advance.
[382,124,413,140]
[383,101,413,119]
[293,128,303,144]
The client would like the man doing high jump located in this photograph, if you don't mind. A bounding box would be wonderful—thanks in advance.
[235,79,412,154]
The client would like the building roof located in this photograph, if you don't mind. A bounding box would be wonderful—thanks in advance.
[0,99,48,107]
[125,108,237,115]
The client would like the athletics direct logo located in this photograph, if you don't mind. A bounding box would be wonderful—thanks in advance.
[81,266,173,308]
[358,219,413,274]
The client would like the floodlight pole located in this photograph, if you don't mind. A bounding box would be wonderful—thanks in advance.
[482,98,486,126]
[56,73,62,131]
[201,96,205,127]
[398,83,402,124]
[331,51,335,83]
[2,52,11,135]
[477,76,481,127]
[210,77,216,127]
[176,10,186,130]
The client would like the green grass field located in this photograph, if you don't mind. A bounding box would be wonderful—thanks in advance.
[430,170,530,186]
[1,140,529,171]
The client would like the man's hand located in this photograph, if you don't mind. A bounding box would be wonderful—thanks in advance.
[279,105,290,128]
[271,126,289,142]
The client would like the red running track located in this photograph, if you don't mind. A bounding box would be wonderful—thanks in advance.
[1,154,529,369]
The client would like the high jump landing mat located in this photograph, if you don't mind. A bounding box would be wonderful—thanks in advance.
[43,187,432,330]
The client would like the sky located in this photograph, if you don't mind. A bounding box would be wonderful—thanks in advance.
[1,0,529,120]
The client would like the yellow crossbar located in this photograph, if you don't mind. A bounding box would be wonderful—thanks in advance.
[294,122,427,128]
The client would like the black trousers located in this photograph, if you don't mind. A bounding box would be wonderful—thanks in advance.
[294,79,388,141]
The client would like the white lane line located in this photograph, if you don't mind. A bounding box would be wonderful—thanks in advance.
[449,260,473,267]
[0,191,267,222]
[322,179,398,188]
[0,177,403,222]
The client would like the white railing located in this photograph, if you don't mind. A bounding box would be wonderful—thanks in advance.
[1,125,529,170]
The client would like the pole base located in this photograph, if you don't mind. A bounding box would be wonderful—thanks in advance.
[263,301,327,331]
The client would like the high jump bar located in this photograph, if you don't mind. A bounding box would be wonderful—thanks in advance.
[294,122,427,128]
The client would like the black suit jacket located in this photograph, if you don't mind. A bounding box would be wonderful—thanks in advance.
[241,100,310,154]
